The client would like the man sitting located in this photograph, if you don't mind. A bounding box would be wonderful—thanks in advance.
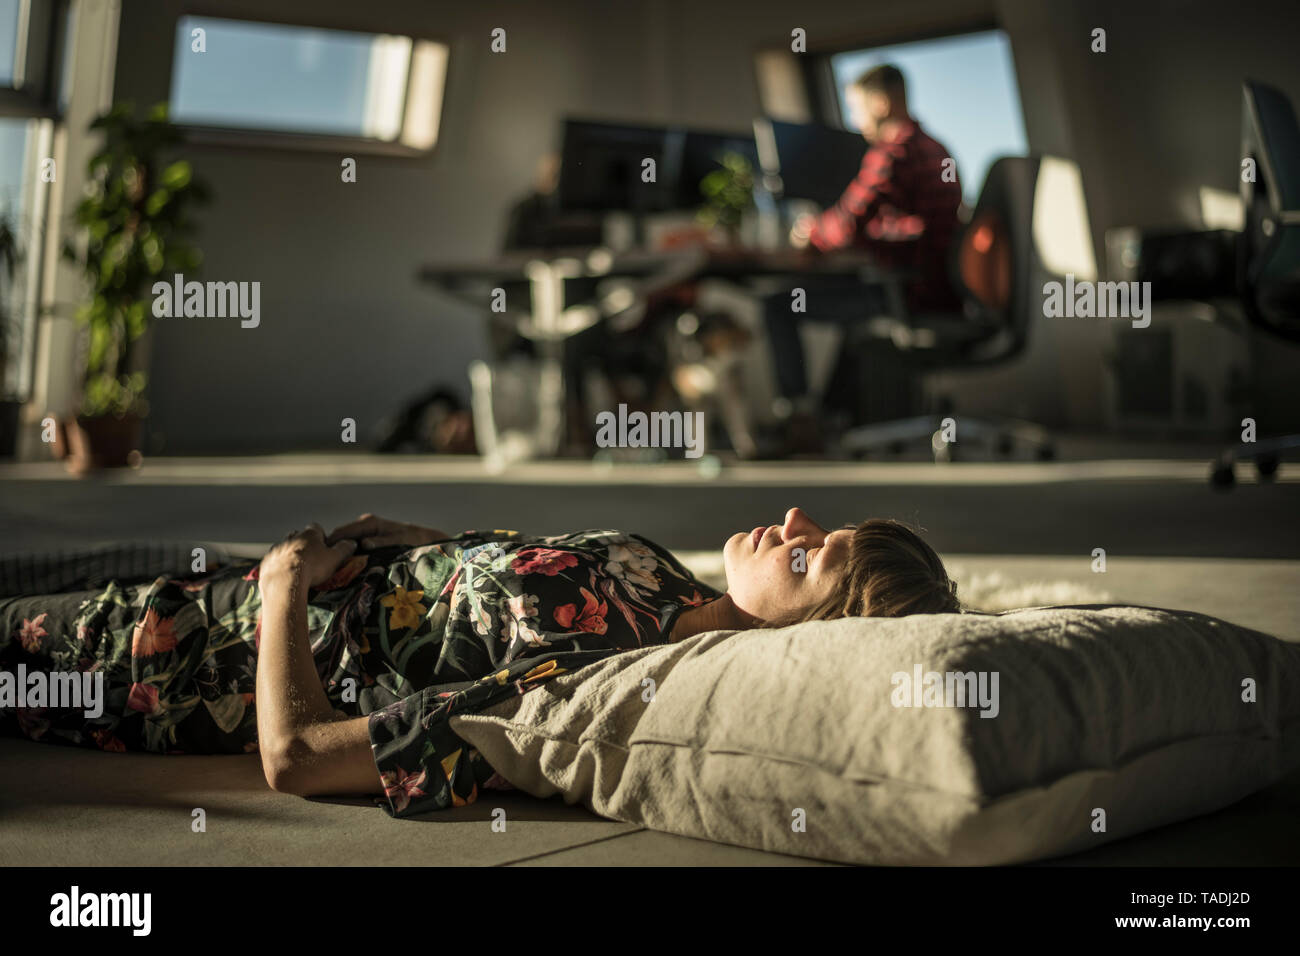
[764,63,963,454]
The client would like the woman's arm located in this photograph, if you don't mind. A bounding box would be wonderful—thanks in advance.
[256,527,384,797]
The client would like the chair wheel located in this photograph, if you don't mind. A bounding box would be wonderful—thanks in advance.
[888,440,906,455]
[995,434,1014,456]
[1210,463,1235,488]
[1036,443,1056,461]
[1256,455,1279,480]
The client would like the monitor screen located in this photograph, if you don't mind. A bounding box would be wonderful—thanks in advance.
[556,119,677,213]
[754,118,868,208]
[556,118,757,214]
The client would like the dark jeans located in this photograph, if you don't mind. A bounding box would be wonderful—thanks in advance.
[761,275,890,402]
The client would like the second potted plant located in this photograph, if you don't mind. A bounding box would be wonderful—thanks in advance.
[60,101,209,471]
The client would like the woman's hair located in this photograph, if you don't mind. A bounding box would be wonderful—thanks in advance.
[766,518,960,626]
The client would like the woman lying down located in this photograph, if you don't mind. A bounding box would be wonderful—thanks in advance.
[0,508,960,817]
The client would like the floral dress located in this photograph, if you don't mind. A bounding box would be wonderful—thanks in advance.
[0,530,722,817]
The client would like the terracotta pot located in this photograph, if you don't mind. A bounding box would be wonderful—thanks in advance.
[63,413,143,474]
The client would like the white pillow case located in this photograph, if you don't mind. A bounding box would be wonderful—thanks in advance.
[450,605,1300,865]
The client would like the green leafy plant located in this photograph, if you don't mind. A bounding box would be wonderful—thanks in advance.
[62,102,210,417]
[696,151,756,235]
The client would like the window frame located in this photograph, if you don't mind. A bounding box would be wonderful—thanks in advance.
[0,0,70,120]
[166,10,453,159]
[0,0,68,401]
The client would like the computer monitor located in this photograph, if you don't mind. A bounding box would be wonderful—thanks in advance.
[675,128,759,208]
[556,118,758,215]
[753,118,868,208]
[556,118,678,213]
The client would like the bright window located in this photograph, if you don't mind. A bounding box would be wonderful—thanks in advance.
[170,16,448,149]
[831,29,1027,204]
[0,115,51,400]
[0,0,19,86]
[0,0,61,400]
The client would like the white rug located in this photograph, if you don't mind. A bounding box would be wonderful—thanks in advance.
[946,565,1115,612]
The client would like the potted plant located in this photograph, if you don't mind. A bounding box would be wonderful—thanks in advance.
[60,101,209,471]
[0,212,21,458]
[696,150,756,245]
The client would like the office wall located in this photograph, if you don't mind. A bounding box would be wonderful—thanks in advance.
[966,0,1300,431]
[1036,0,1300,432]
[107,0,1300,450]
[113,0,686,453]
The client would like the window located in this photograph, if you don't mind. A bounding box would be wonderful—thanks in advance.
[0,115,56,403]
[0,0,64,401]
[0,0,19,86]
[830,29,1027,205]
[170,16,449,151]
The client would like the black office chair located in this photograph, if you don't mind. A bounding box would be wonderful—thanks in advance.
[835,155,1055,461]
[1209,80,1300,487]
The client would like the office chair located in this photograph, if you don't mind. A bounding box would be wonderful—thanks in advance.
[1210,79,1300,487]
[835,156,1055,461]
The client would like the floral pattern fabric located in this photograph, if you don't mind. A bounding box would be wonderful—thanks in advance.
[0,530,722,817]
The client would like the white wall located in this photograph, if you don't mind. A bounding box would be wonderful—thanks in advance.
[115,0,675,453]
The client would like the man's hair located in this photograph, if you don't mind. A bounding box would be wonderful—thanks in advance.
[764,518,959,627]
[854,63,907,99]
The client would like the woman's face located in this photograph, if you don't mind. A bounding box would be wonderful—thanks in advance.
[723,507,855,623]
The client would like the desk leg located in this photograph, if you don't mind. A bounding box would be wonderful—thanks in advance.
[526,262,567,458]
[535,345,565,458]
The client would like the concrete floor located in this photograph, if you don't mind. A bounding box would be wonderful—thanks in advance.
[2,451,1298,557]
[3,733,1295,866]
[2,451,1298,865]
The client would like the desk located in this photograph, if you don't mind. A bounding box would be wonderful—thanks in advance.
[419,245,909,458]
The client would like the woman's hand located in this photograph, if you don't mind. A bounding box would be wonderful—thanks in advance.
[260,524,359,587]
[325,513,451,551]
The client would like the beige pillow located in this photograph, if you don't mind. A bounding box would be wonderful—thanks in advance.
[450,605,1300,865]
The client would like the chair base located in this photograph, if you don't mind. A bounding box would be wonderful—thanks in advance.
[833,414,1055,463]
[1209,434,1300,487]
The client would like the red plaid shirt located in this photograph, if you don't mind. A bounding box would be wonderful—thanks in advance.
[808,119,963,312]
